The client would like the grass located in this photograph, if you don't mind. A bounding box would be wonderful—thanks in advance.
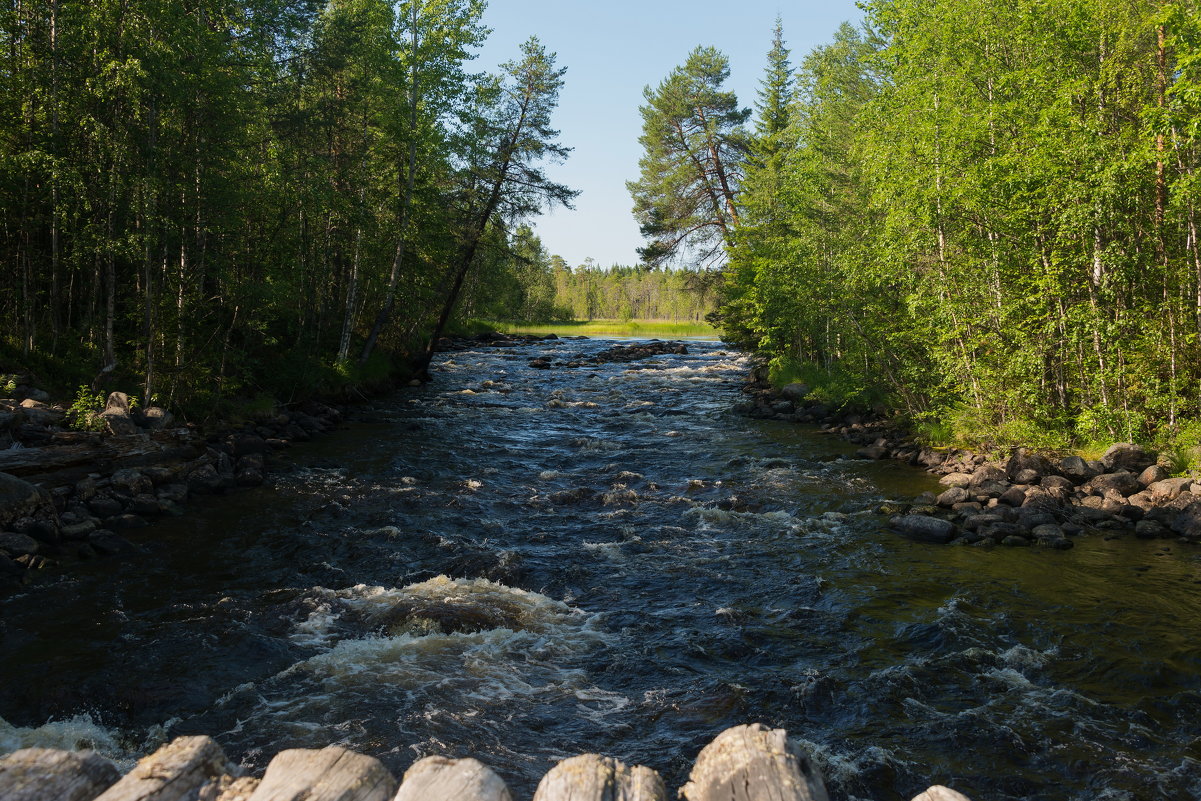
[485,319,718,339]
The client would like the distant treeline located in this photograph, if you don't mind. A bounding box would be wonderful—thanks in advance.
[458,226,718,322]
[631,2,1201,449]
[0,0,573,414]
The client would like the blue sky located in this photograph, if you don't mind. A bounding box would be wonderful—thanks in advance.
[474,0,864,268]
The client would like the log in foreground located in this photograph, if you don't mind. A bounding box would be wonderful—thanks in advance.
[0,724,974,801]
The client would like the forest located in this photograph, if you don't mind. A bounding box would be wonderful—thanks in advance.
[0,0,574,414]
[628,0,1201,452]
[457,227,717,323]
[6,0,1200,452]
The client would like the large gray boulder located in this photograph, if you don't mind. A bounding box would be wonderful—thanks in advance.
[890,514,957,544]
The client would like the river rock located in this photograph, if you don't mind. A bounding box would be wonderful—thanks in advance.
[141,407,175,430]
[998,486,1027,507]
[1170,499,1201,539]
[962,513,1003,531]
[1060,455,1097,480]
[1086,471,1141,498]
[969,464,1007,487]
[0,531,39,556]
[1006,448,1055,481]
[89,530,136,555]
[396,756,511,801]
[111,468,153,496]
[533,754,665,801]
[1012,468,1040,485]
[1126,490,1154,511]
[0,747,120,801]
[95,736,233,801]
[890,514,956,544]
[912,787,972,801]
[0,472,49,528]
[680,724,828,801]
[87,495,124,518]
[1135,519,1169,539]
[1149,477,1193,502]
[981,521,1024,541]
[250,745,395,801]
[1001,534,1031,546]
[936,487,969,507]
[0,552,24,577]
[61,520,97,540]
[938,472,972,489]
[1031,523,1063,540]
[1137,464,1169,487]
[1102,442,1155,473]
[188,464,222,494]
[128,494,161,517]
[528,358,552,369]
[158,483,189,503]
[237,468,264,487]
[1040,475,1074,492]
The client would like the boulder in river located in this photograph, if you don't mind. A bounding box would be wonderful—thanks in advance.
[889,514,957,544]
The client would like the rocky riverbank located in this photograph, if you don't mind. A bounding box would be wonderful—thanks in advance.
[737,370,1201,549]
[0,394,345,592]
[0,332,572,592]
[0,723,968,801]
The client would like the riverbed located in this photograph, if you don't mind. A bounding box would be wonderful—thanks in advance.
[2,339,1200,800]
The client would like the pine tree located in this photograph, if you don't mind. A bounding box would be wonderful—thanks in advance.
[627,46,749,268]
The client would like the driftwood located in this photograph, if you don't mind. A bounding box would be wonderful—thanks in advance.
[247,746,395,801]
[0,725,974,801]
[532,754,666,801]
[0,747,119,801]
[911,787,971,801]
[95,736,233,801]
[679,724,829,801]
[393,756,511,801]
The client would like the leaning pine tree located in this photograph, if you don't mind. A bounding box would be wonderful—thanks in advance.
[413,36,578,378]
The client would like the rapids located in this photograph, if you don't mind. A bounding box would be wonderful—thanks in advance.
[2,338,1200,800]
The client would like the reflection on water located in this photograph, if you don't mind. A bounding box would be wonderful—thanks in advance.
[2,339,1200,801]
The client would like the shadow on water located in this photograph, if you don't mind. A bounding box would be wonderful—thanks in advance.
[2,338,1201,801]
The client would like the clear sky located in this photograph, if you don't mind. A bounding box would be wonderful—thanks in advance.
[473,0,864,269]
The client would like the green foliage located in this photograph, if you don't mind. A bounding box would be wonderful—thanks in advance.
[719,2,1201,450]
[1162,420,1201,475]
[0,0,567,415]
[65,386,106,432]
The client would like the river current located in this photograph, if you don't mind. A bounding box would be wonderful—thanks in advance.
[2,338,1200,800]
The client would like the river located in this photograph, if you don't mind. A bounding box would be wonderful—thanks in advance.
[1,338,1200,800]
